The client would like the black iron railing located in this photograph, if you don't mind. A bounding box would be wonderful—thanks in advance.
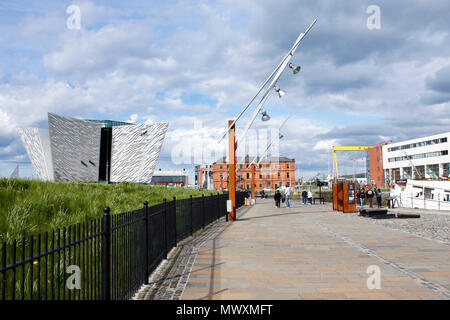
[0,191,247,300]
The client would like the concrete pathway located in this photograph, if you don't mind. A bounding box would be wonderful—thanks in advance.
[179,200,450,300]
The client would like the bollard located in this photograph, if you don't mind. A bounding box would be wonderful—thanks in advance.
[143,201,149,284]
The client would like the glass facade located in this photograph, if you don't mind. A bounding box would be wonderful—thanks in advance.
[151,175,188,184]
[387,137,447,152]
[426,164,439,179]
[388,150,448,162]
[86,119,132,128]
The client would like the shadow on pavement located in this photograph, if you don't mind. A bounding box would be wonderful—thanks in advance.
[238,211,303,221]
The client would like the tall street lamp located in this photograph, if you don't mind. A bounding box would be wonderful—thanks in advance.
[219,19,317,221]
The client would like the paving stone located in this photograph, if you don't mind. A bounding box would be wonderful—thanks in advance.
[134,200,450,300]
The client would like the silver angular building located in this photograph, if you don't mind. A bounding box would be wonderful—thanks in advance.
[18,113,168,183]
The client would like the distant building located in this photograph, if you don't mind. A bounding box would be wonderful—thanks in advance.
[382,132,450,184]
[151,169,189,187]
[205,155,295,191]
[197,165,214,190]
[17,113,168,183]
[366,142,389,187]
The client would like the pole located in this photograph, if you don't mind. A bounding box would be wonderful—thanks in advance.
[251,163,256,203]
[228,120,236,221]
[143,201,149,285]
[101,206,111,300]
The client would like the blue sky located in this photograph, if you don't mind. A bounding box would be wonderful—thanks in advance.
[0,0,449,181]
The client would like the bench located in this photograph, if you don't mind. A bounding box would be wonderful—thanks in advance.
[313,197,325,204]
[359,208,396,219]
[359,208,388,217]
[397,213,420,219]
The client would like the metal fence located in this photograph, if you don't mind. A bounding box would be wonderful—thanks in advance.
[0,191,247,300]
[389,192,450,211]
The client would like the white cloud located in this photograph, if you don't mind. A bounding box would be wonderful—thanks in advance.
[2,0,450,179]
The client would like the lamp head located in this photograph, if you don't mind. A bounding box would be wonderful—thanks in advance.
[274,86,286,98]
[260,109,271,122]
[289,62,301,74]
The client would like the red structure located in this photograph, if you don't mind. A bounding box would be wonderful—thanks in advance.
[366,142,389,187]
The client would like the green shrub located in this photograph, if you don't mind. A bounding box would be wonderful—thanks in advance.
[0,178,219,242]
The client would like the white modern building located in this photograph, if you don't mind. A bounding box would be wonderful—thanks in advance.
[18,113,168,183]
[382,132,450,184]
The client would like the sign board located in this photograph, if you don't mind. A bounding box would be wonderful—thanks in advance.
[343,182,357,213]
[227,200,232,212]
[395,179,407,184]
[348,183,355,204]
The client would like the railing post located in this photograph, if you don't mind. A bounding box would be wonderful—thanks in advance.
[190,195,193,235]
[163,198,167,259]
[143,201,149,285]
[101,206,111,301]
[202,194,205,228]
[173,196,177,247]
[424,194,426,209]
[216,193,219,220]
[225,193,228,222]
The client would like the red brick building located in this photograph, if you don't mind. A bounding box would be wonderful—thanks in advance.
[199,156,295,191]
[366,142,389,187]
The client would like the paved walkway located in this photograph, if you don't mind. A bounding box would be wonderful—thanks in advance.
[137,200,450,300]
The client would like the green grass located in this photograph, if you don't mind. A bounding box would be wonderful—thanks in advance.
[0,178,219,243]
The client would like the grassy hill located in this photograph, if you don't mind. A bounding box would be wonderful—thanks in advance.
[0,178,219,242]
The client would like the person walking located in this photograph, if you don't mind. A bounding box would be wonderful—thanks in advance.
[307,190,313,205]
[302,190,307,204]
[274,190,281,208]
[366,188,375,208]
[358,188,365,207]
[376,188,382,208]
[285,186,291,208]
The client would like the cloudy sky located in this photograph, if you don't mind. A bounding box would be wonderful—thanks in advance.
[1,0,449,181]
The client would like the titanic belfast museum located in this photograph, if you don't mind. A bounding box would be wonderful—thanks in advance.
[18,113,168,183]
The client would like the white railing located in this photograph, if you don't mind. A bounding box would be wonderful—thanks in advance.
[393,192,450,211]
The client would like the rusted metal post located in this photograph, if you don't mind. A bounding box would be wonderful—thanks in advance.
[228,120,236,221]
[251,163,256,203]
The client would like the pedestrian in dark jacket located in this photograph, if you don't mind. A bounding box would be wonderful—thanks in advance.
[274,190,281,208]
[366,188,375,208]
[358,189,365,207]
[301,190,307,204]
[376,188,382,208]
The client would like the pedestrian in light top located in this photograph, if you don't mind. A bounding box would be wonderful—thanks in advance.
[307,190,313,205]
[285,186,291,208]
[366,188,375,208]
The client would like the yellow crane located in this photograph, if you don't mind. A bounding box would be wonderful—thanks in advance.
[332,145,375,181]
